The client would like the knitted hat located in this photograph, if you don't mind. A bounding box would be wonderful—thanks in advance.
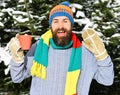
[49,1,74,26]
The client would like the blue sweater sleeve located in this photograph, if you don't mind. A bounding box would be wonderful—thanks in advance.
[93,56,114,85]
[10,42,37,83]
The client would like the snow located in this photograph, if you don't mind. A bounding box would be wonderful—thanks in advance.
[111,33,120,37]
[115,0,120,4]
[70,3,83,12]
[19,0,24,3]
[19,0,32,3]
[74,17,94,30]
[29,0,32,3]
[0,22,4,27]
[76,11,85,18]
[2,8,14,16]
[92,16,102,21]
[0,2,7,7]
[70,3,83,9]
[0,46,11,75]
[13,15,29,23]
[114,13,120,17]
[0,12,4,16]
[102,25,112,29]
[13,11,28,15]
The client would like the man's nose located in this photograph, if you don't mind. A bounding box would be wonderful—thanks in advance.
[58,22,63,29]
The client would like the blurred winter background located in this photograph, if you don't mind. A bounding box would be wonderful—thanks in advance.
[0,0,120,95]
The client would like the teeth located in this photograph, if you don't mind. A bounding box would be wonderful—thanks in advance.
[58,31,65,33]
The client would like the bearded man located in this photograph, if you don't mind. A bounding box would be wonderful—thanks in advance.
[9,1,114,95]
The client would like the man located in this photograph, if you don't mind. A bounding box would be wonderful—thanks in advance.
[9,1,114,95]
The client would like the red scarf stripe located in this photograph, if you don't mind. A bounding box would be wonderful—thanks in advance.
[71,33,82,48]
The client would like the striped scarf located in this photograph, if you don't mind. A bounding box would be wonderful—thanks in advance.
[31,29,82,95]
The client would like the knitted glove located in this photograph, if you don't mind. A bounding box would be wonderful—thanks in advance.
[82,28,108,61]
[8,34,24,63]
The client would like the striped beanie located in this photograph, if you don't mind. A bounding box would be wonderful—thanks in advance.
[49,1,74,26]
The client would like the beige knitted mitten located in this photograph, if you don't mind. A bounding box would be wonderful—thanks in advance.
[8,35,24,63]
[82,28,108,61]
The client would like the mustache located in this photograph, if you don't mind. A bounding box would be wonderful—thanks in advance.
[56,28,67,32]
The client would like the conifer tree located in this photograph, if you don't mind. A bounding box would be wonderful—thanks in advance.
[0,0,120,94]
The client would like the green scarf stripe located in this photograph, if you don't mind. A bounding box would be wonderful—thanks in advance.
[34,39,49,67]
[68,47,82,71]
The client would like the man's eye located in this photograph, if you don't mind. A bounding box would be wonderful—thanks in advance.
[64,20,68,23]
[53,21,58,23]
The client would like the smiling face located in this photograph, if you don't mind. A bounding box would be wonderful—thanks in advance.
[51,16,72,46]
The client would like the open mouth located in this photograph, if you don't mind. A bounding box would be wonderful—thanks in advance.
[57,30,66,37]
[58,30,65,33]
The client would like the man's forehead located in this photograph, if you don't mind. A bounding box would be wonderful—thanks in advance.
[53,16,69,20]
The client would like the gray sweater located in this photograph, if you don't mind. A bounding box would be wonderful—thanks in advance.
[10,42,114,95]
